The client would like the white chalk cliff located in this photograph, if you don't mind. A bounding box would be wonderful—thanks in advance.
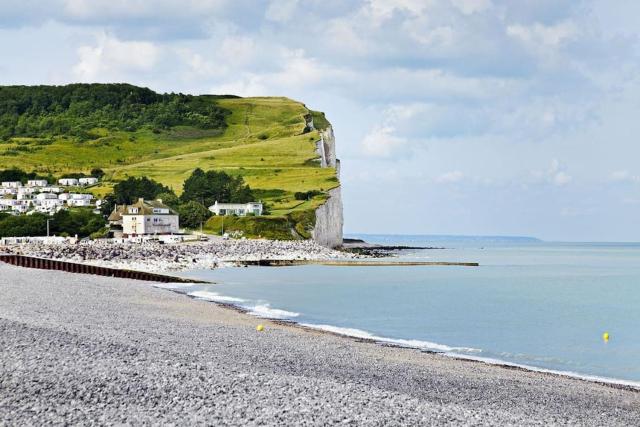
[312,124,344,248]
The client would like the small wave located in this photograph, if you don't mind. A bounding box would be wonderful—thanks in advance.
[153,282,196,290]
[299,323,481,353]
[188,290,246,303]
[244,304,300,320]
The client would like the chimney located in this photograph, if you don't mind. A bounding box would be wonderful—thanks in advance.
[138,198,144,203]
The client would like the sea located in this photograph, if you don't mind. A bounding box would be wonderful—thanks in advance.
[171,235,640,386]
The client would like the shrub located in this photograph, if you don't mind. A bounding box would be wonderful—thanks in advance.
[294,190,323,201]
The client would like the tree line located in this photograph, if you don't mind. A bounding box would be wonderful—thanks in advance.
[0,84,229,141]
[0,167,104,184]
[0,209,106,239]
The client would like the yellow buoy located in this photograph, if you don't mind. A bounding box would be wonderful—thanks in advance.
[602,332,610,342]
[256,324,264,332]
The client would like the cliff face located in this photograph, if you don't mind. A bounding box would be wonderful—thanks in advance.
[312,125,344,248]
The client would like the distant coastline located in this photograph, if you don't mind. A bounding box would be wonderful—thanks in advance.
[348,233,543,243]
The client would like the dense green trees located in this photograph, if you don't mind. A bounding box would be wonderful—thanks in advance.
[99,194,116,216]
[294,190,323,200]
[0,84,229,140]
[0,213,47,237]
[50,209,106,237]
[181,168,254,207]
[0,167,49,183]
[90,168,105,179]
[155,192,180,209]
[0,209,105,238]
[113,177,172,204]
[178,201,211,229]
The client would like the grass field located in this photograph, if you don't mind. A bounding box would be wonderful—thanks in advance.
[1,97,337,219]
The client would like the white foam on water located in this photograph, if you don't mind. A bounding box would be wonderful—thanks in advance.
[188,290,246,303]
[244,304,300,320]
[299,323,481,353]
[153,282,195,290]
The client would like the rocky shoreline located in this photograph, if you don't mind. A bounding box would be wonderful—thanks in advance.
[0,238,363,272]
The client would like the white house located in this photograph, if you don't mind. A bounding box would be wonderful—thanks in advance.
[0,199,17,211]
[35,199,64,213]
[79,177,99,186]
[67,199,92,207]
[74,193,93,200]
[36,193,59,201]
[2,181,22,189]
[0,199,30,213]
[209,201,263,216]
[40,186,62,193]
[17,187,36,196]
[58,178,79,186]
[108,198,179,237]
[12,203,30,214]
[17,193,34,202]
[57,193,93,207]
[27,179,48,187]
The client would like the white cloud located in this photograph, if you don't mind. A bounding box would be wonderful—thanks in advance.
[265,0,299,23]
[450,0,492,15]
[507,21,578,47]
[326,19,369,54]
[73,34,160,81]
[211,75,269,97]
[63,0,225,21]
[210,48,350,96]
[365,0,432,24]
[407,25,456,48]
[361,125,407,158]
[553,171,572,186]
[436,170,465,183]
[531,159,572,186]
[610,170,640,183]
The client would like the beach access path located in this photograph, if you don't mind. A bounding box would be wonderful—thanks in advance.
[0,264,638,425]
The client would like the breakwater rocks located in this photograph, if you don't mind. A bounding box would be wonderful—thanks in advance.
[0,239,362,273]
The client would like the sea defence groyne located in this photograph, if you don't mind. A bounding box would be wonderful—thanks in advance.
[0,254,208,283]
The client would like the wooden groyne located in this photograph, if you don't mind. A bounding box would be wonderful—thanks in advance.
[0,254,208,283]
[237,260,479,267]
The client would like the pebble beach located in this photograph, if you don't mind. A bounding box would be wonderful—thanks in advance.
[1,263,639,425]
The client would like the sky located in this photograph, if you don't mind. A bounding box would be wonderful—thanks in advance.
[1,0,640,241]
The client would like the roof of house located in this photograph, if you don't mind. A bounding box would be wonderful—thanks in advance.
[109,199,177,221]
[107,206,125,222]
[212,201,262,207]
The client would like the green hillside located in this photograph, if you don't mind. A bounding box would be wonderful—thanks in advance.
[0,84,337,238]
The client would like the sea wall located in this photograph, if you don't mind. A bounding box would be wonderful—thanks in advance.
[312,125,344,248]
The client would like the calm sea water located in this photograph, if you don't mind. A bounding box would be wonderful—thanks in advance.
[173,235,640,384]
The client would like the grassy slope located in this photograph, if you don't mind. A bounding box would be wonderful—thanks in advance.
[1,96,337,235]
